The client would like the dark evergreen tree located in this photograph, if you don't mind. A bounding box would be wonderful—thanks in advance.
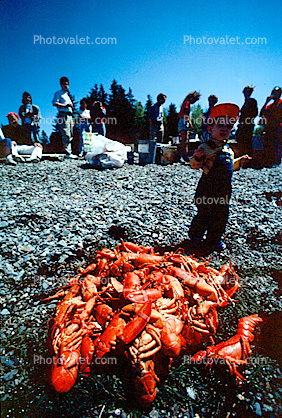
[107,80,137,140]
[165,103,179,140]
[40,130,50,145]
[126,88,135,106]
[134,101,147,138]
[143,95,153,139]
[144,95,153,115]
[190,104,204,134]
[88,84,99,106]
[99,84,108,105]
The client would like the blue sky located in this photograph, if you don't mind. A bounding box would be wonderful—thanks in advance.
[0,0,281,136]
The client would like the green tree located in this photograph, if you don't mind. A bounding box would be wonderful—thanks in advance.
[107,80,137,140]
[134,101,147,138]
[144,95,153,115]
[165,103,179,140]
[190,104,204,134]
[143,95,153,139]
[40,130,50,145]
[99,84,108,105]
[88,84,99,106]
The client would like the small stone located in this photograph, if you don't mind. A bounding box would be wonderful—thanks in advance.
[186,386,196,399]
[3,369,18,381]
[0,221,9,228]
[59,254,68,263]
[254,402,262,416]
[149,408,159,418]
[1,309,10,315]
[21,245,35,253]
[263,404,273,412]
[1,357,15,367]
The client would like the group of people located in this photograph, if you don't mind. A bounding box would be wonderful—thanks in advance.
[0,80,281,256]
[147,87,281,254]
[148,86,282,167]
[1,77,281,169]
[52,76,107,159]
[0,76,107,164]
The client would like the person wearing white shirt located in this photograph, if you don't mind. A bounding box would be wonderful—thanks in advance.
[52,76,77,159]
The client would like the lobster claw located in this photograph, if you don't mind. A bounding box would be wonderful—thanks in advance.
[133,360,160,407]
[121,300,152,345]
[80,334,95,376]
[50,350,80,393]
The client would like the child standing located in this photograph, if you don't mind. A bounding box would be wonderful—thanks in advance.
[188,103,251,253]
[78,98,91,157]
[19,92,41,144]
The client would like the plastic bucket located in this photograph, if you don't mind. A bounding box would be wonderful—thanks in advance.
[160,145,179,164]
[138,140,157,165]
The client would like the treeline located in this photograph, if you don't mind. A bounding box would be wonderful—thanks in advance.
[49,79,192,144]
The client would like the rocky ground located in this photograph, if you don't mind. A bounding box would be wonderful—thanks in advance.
[0,158,281,418]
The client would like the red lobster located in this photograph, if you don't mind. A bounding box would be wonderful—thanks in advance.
[191,314,263,382]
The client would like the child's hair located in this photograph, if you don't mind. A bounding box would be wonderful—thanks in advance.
[60,76,69,85]
[208,95,218,103]
[22,91,32,103]
[80,98,87,106]
[271,86,281,94]
[157,93,167,101]
[243,85,254,93]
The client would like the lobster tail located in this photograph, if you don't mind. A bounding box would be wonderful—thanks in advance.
[237,314,263,342]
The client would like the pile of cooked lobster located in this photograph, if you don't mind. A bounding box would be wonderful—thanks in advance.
[43,241,262,406]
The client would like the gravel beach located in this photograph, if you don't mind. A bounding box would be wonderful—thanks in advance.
[1,159,282,417]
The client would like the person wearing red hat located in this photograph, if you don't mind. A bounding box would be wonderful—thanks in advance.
[2,112,43,162]
[188,103,251,254]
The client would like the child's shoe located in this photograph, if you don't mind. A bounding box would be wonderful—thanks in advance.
[6,155,17,166]
[189,238,206,256]
[26,156,40,163]
[14,154,25,162]
[205,240,226,253]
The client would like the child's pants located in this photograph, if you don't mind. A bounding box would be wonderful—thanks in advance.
[79,122,91,154]
[57,113,73,155]
[24,124,40,143]
[12,144,43,160]
[189,201,229,245]
[0,138,12,158]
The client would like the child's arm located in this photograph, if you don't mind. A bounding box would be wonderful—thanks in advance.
[233,154,252,171]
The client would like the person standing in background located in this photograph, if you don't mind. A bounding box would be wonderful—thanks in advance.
[148,93,167,142]
[52,76,77,159]
[178,91,200,160]
[236,86,258,157]
[91,101,107,137]
[260,86,282,167]
[78,98,91,157]
[19,92,41,144]
[199,95,218,143]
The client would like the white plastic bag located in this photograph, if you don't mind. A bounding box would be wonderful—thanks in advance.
[84,135,126,168]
